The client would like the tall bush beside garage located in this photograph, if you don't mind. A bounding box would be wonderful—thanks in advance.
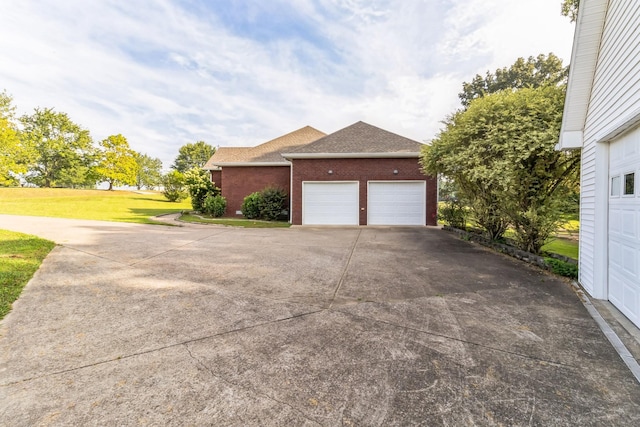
[259,187,287,220]
[241,187,287,220]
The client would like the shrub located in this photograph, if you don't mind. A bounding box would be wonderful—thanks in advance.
[241,192,262,219]
[184,167,220,212]
[259,186,287,220]
[438,199,466,230]
[202,194,227,217]
[241,187,288,220]
[162,171,187,202]
[544,257,579,279]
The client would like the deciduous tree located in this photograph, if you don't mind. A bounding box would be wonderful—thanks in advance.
[0,91,29,186]
[95,134,137,190]
[20,108,95,188]
[422,86,580,253]
[134,153,163,190]
[171,141,215,173]
[458,53,567,108]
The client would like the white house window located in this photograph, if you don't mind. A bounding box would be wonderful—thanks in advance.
[624,173,635,195]
[611,175,621,197]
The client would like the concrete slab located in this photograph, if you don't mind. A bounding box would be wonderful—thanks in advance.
[0,215,639,425]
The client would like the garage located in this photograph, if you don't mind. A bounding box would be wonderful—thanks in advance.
[302,182,359,225]
[608,127,640,326]
[368,181,426,225]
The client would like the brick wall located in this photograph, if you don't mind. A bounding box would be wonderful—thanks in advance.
[219,166,290,217]
[290,158,437,226]
[210,170,222,189]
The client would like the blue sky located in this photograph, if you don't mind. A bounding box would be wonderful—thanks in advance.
[0,0,575,170]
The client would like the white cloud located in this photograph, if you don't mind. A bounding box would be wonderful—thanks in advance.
[0,0,575,168]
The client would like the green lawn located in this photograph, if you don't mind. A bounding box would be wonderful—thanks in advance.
[0,188,191,224]
[0,229,55,319]
[542,237,578,260]
[180,213,291,228]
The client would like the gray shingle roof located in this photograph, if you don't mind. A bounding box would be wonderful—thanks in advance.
[284,121,423,154]
[203,126,326,168]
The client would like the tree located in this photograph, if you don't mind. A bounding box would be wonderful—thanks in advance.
[171,141,215,173]
[458,53,567,108]
[421,85,580,253]
[561,0,579,22]
[134,153,163,190]
[162,170,187,202]
[0,91,29,186]
[20,108,95,188]
[94,134,137,190]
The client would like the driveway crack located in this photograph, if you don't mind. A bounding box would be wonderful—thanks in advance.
[1,308,324,387]
[335,309,578,369]
[328,229,361,309]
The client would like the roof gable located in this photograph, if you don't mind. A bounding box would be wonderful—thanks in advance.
[283,121,423,156]
[204,126,326,168]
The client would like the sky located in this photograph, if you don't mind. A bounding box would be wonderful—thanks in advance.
[0,0,575,170]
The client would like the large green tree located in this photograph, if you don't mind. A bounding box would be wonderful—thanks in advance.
[458,53,567,108]
[422,85,580,253]
[0,91,30,186]
[171,141,215,173]
[20,108,95,188]
[95,134,137,190]
[134,153,163,190]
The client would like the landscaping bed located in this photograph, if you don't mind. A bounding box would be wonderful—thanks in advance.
[443,225,578,279]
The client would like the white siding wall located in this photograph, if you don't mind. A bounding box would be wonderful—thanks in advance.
[580,0,640,297]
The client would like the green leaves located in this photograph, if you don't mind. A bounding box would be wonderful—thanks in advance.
[95,134,137,190]
[458,54,567,108]
[20,107,95,188]
[171,141,215,173]
[421,85,580,253]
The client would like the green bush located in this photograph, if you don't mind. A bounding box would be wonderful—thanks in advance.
[202,194,227,217]
[241,192,262,219]
[544,257,578,279]
[241,187,287,220]
[438,199,466,230]
[259,186,287,220]
[162,171,187,202]
[184,167,220,211]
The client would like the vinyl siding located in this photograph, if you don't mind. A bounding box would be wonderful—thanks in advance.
[580,0,640,296]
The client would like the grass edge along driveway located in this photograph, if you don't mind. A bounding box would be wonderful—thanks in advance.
[0,188,191,225]
[0,229,55,320]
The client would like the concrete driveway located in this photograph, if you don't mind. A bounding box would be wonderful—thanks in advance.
[1,214,639,426]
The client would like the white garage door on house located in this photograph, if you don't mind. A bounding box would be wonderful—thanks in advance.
[368,181,426,226]
[302,181,359,225]
[609,126,640,327]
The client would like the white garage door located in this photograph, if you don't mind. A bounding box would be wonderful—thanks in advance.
[368,181,426,226]
[609,127,640,327]
[302,182,359,225]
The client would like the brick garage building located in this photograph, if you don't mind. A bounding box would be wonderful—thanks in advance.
[283,122,437,226]
[204,121,437,226]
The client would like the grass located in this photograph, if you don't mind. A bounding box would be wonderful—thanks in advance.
[542,237,578,260]
[180,213,291,228]
[0,229,55,319]
[0,188,192,224]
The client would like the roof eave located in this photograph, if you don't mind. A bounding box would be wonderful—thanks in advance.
[205,161,291,167]
[557,0,609,150]
[282,152,421,159]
